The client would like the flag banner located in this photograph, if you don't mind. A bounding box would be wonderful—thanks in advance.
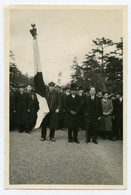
[30,27,49,129]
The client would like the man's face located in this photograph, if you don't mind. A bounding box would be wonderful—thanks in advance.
[89,88,96,96]
[66,89,70,96]
[104,93,109,99]
[111,96,116,100]
[27,85,32,92]
[60,88,63,93]
[19,87,24,93]
[71,90,77,95]
[55,86,60,92]
[98,91,102,97]
[116,94,120,99]
[12,87,15,91]
[79,90,84,94]
[49,86,55,92]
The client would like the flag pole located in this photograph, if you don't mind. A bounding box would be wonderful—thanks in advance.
[29,24,49,129]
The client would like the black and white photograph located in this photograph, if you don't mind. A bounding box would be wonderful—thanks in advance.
[4,4,127,189]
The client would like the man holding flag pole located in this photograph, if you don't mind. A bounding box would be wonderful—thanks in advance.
[30,24,61,142]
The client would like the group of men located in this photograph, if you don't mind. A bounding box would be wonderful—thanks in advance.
[10,81,123,144]
[10,83,39,133]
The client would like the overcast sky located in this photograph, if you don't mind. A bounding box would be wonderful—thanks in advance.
[10,7,123,85]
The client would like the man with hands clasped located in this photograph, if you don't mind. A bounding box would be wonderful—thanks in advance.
[64,83,81,143]
[84,86,102,144]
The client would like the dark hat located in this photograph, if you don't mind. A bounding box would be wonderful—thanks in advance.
[48,82,55,87]
[102,90,108,96]
[55,85,60,89]
[71,83,77,91]
[115,90,123,95]
[78,86,84,90]
[111,94,116,98]
[84,88,89,93]
[64,85,71,90]
[26,83,33,87]
[10,82,16,87]
[18,83,25,88]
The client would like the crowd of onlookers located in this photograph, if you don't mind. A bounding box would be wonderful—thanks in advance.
[10,82,123,143]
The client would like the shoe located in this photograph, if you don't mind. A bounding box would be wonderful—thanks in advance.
[25,131,31,134]
[74,139,80,144]
[50,138,56,142]
[68,139,73,143]
[19,130,24,133]
[85,140,90,143]
[93,140,98,144]
[40,138,46,141]
[108,137,114,141]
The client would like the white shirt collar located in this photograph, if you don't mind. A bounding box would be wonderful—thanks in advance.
[72,94,76,98]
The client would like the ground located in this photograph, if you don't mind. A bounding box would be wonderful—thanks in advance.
[9,128,123,185]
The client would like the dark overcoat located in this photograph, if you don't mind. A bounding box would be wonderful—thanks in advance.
[27,91,39,126]
[14,92,30,125]
[59,93,68,127]
[114,98,123,129]
[79,94,87,128]
[84,95,102,126]
[64,95,81,129]
[10,90,16,127]
[46,90,61,129]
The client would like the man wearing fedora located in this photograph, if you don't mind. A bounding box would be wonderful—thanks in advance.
[41,82,61,142]
[64,83,81,143]
[59,86,71,129]
[78,86,86,130]
[14,84,31,133]
[84,86,102,144]
[10,83,17,130]
[26,84,39,132]
[113,91,123,140]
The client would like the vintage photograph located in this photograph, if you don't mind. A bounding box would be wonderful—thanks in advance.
[5,5,127,189]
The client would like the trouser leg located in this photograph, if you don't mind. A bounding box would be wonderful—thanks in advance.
[85,121,90,141]
[73,128,78,141]
[88,122,93,141]
[19,124,25,133]
[92,122,97,142]
[25,123,32,132]
[108,131,113,140]
[103,131,107,139]
[49,129,55,138]
[68,128,73,140]
[41,113,50,139]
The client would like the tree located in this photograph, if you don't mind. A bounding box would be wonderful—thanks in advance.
[70,37,123,92]
[105,38,123,92]
[82,53,102,89]
[90,37,114,90]
[9,50,34,86]
[71,57,84,87]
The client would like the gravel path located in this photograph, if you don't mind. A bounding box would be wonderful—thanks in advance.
[9,128,123,185]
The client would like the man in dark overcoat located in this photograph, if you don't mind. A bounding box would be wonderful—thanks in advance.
[111,94,117,140]
[114,92,123,140]
[26,84,39,132]
[59,86,71,129]
[84,86,102,144]
[10,83,16,130]
[64,83,81,143]
[78,86,86,130]
[14,84,31,133]
[41,82,61,142]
